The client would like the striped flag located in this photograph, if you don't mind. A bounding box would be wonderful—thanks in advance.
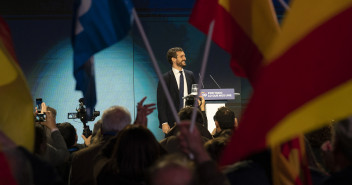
[220,0,352,166]
[190,0,280,84]
[0,152,17,185]
[271,135,312,185]
[0,17,34,151]
[72,0,133,113]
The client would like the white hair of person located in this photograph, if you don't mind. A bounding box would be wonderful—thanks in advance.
[101,106,131,133]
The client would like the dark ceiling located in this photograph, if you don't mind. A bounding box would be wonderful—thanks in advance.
[0,0,289,18]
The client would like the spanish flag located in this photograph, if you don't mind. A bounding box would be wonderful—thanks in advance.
[0,152,17,185]
[271,135,312,185]
[0,17,34,152]
[190,0,280,83]
[220,0,352,166]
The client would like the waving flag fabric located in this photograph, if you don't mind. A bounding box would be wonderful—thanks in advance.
[220,0,352,165]
[271,135,312,185]
[0,17,34,152]
[72,0,133,113]
[0,152,17,185]
[190,0,280,83]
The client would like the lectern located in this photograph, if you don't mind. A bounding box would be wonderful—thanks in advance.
[200,89,235,133]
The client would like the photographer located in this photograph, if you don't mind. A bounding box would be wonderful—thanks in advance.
[35,102,70,167]
[212,107,237,139]
[183,95,208,128]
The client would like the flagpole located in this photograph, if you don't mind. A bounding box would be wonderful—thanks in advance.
[190,20,215,132]
[132,9,181,124]
[278,0,290,11]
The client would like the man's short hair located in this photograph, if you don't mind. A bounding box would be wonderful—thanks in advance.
[57,122,76,148]
[166,47,184,65]
[178,107,204,125]
[101,106,131,134]
[205,137,227,162]
[214,107,235,130]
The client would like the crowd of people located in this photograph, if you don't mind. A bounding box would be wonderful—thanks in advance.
[1,95,352,185]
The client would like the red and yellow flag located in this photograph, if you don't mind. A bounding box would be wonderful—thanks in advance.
[271,135,312,185]
[220,0,352,166]
[0,152,17,185]
[0,17,34,151]
[190,0,280,84]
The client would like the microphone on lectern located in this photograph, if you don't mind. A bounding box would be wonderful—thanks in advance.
[209,74,221,89]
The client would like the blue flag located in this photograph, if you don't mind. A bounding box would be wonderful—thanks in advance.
[72,0,133,114]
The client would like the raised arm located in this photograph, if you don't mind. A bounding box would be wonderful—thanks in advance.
[134,96,156,127]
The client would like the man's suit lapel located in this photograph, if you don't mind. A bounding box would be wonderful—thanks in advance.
[185,70,193,93]
[169,70,180,109]
[169,70,179,94]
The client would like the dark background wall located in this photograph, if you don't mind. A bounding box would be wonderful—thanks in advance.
[1,0,288,142]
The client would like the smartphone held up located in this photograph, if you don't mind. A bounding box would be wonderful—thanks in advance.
[35,98,46,122]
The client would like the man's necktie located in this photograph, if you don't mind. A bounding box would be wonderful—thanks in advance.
[179,71,184,109]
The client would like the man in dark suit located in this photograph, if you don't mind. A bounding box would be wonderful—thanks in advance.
[157,47,196,134]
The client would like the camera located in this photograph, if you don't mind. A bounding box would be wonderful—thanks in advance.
[68,98,100,137]
[67,98,100,123]
[35,112,46,122]
[185,94,203,107]
[184,95,196,107]
[184,95,204,108]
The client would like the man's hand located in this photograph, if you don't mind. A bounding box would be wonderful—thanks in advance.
[198,96,205,111]
[34,102,47,114]
[162,123,170,134]
[134,97,156,127]
[177,121,211,163]
[40,111,57,132]
[41,102,47,113]
[81,135,92,147]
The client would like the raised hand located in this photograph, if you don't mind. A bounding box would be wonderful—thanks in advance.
[162,123,170,134]
[178,121,211,163]
[41,102,47,113]
[81,134,92,147]
[134,97,156,127]
[198,96,205,111]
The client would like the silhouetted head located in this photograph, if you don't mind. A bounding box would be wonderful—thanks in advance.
[111,125,161,178]
[101,106,131,134]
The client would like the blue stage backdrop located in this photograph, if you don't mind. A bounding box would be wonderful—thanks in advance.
[6,14,243,143]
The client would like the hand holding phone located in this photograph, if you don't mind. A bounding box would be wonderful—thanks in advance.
[35,98,47,122]
[39,111,57,131]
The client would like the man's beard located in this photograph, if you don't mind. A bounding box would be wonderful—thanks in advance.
[177,60,186,67]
